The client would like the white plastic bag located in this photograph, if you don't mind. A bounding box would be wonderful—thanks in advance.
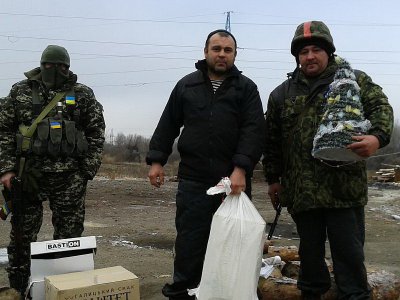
[260,256,282,279]
[189,178,266,300]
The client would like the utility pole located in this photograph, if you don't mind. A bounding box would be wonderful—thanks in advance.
[110,129,114,145]
[225,11,233,32]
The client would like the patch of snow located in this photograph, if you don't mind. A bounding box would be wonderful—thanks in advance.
[0,248,8,264]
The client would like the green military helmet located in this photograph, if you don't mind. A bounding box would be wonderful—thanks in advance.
[40,45,70,67]
[291,21,335,57]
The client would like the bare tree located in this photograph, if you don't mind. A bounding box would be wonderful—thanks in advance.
[126,134,141,162]
[103,131,153,163]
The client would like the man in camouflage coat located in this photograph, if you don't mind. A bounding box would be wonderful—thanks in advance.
[263,21,393,299]
[0,45,105,296]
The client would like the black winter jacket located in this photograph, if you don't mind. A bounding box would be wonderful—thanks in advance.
[146,60,265,185]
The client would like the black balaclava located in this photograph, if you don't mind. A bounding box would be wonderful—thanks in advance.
[40,45,70,90]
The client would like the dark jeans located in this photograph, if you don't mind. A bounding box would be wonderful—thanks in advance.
[293,207,371,300]
[162,179,223,299]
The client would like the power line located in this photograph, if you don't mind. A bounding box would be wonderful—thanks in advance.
[0,67,194,81]
[1,11,400,27]
[0,47,199,57]
[0,77,396,91]
[1,34,399,55]
[0,12,224,25]
[79,67,192,76]
[1,65,399,82]
[90,80,177,88]
[0,34,201,48]
[242,47,400,54]
[0,12,224,21]
[235,12,400,27]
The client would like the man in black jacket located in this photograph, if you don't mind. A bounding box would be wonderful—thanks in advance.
[146,29,265,300]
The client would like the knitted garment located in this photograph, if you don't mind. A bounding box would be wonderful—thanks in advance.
[312,56,371,161]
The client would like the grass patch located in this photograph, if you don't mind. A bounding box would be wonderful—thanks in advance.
[97,162,179,179]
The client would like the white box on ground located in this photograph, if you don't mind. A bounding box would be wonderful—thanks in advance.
[29,236,96,300]
[45,266,140,300]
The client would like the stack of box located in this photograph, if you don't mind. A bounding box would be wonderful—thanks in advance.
[29,236,96,299]
[45,266,140,300]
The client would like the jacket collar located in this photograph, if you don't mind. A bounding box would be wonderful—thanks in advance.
[24,67,78,90]
[194,59,242,79]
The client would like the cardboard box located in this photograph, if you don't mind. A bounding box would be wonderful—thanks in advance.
[45,266,140,300]
[29,236,96,300]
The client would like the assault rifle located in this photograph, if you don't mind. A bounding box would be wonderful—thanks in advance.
[0,177,24,223]
[10,176,24,230]
[267,202,282,240]
[8,177,26,295]
[0,188,12,220]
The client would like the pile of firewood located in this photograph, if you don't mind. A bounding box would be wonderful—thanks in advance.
[258,243,400,300]
[372,168,397,182]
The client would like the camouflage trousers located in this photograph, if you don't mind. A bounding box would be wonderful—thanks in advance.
[6,171,88,294]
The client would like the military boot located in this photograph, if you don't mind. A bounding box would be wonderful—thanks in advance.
[0,287,23,300]
[8,269,28,299]
[162,283,195,300]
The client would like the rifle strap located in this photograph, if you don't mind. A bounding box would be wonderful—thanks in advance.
[17,157,25,178]
[20,91,66,138]
[18,91,67,177]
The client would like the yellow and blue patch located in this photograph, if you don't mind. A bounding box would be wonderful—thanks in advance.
[65,96,76,105]
[50,121,61,129]
[2,202,10,215]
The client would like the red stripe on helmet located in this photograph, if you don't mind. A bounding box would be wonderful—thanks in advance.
[303,21,312,38]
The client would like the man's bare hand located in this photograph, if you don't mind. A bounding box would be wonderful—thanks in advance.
[347,135,380,158]
[148,163,165,188]
[230,167,246,195]
[0,171,16,190]
[268,182,282,210]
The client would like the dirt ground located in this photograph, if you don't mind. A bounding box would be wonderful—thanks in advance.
[0,163,400,299]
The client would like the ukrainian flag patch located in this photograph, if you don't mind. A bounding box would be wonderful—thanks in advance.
[65,96,76,105]
[50,121,61,129]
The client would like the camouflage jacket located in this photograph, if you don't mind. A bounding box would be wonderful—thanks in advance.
[263,58,393,214]
[0,67,105,180]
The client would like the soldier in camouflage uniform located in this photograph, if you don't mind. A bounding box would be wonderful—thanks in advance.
[263,21,393,299]
[0,45,105,296]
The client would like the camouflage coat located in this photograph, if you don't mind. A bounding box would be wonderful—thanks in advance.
[0,67,105,180]
[263,58,393,214]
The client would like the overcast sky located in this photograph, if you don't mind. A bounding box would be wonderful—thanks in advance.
[1,0,399,140]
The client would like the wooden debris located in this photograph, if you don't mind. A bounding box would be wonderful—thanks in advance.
[265,245,299,262]
[258,268,400,300]
[259,246,400,299]
[369,269,400,300]
[372,167,400,182]
[263,239,274,254]
[281,262,300,279]
[258,277,300,300]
